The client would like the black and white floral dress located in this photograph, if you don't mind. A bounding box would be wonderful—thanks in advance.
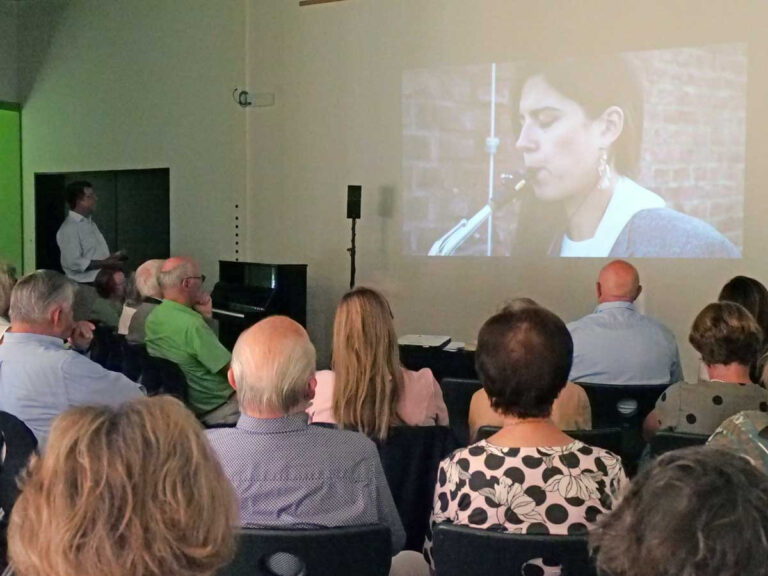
[423,439,627,571]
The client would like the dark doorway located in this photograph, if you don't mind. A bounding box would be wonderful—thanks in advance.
[35,168,170,272]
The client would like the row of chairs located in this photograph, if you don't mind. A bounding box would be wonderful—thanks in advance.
[217,524,595,576]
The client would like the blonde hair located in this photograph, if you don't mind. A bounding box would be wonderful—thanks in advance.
[8,397,236,576]
[331,287,403,441]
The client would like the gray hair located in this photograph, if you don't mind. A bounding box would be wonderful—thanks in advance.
[0,261,17,319]
[157,260,193,292]
[9,270,76,325]
[231,325,317,414]
[135,259,163,299]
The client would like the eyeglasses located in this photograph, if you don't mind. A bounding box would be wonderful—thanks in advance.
[184,274,206,284]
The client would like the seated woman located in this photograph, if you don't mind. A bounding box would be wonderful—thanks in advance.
[424,306,627,568]
[468,298,591,440]
[308,286,448,440]
[5,396,235,576]
[644,301,768,439]
[592,447,768,576]
[708,410,768,474]
[89,267,126,328]
[0,261,17,339]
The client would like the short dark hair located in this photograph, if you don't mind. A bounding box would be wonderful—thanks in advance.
[513,55,643,177]
[689,301,762,366]
[65,181,92,210]
[592,446,768,576]
[475,307,572,419]
[94,268,122,299]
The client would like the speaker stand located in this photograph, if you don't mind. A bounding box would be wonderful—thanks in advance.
[347,218,357,289]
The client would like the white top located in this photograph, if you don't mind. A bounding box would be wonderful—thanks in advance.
[55,211,110,283]
[560,178,666,257]
[0,317,9,339]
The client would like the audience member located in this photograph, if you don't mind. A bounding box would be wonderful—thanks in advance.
[0,260,17,339]
[145,256,236,425]
[708,411,768,474]
[124,258,163,344]
[6,397,235,576]
[644,301,768,438]
[716,275,768,384]
[0,271,143,446]
[468,298,591,439]
[206,316,406,554]
[424,307,627,568]
[567,260,682,384]
[591,447,768,576]
[117,271,140,336]
[88,268,125,328]
[309,287,448,440]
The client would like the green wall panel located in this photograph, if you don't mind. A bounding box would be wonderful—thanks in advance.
[0,104,22,271]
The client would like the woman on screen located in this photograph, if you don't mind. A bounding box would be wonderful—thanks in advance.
[512,55,740,258]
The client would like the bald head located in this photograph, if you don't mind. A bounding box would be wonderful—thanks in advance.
[134,259,163,299]
[597,260,641,303]
[230,316,316,416]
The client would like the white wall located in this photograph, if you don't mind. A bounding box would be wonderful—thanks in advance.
[18,0,246,282]
[246,0,768,371]
[0,4,18,102]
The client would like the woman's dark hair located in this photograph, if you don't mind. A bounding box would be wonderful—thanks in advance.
[512,54,644,177]
[718,276,768,337]
[475,306,572,418]
[689,301,762,367]
[65,181,92,210]
[591,446,768,576]
[94,268,122,299]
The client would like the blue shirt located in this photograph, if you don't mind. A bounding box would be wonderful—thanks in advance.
[206,412,406,553]
[0,332,144,446]
[567,301,683,385]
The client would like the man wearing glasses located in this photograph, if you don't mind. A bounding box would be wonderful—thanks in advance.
[145,257,238,426]
[56,181,127,318]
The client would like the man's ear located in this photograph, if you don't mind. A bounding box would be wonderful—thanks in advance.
[227,367,237,390]
[50,305,63,329]
[306,376,317,401]
[595,281,602,300]
[634,284,643,301]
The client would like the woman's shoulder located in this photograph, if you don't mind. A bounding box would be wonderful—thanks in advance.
[612,207,740,258]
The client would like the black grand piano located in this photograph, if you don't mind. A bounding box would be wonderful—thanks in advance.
[211,261,308,350]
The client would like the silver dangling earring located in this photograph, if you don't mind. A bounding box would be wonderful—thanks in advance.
[598,149,612,190]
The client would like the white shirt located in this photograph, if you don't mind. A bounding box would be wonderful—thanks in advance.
[56,211,110,283]
[560,178,666,257]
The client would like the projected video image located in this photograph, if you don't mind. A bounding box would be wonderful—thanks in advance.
[402,44,746,258]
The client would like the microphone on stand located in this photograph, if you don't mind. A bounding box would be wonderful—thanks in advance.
[428,170,529,256]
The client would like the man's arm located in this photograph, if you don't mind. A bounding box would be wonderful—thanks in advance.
[643,409,662,441]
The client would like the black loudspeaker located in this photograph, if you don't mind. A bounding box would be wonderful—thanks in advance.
[347,185,361,219]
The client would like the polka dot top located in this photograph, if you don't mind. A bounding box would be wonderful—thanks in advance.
[654,380,768,435]
[423,439,627,566]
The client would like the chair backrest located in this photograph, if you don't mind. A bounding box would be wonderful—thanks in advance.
[432,524,595,576]
[649,431,708,458]
[0,412,37,517]
[142,354,188,402]
[121,340,148,382]
[217,525,391,576]
[376,426,458,551]
[575,382,670,428]
[439,378,482,445]
[89,324,124,373]
[475,426,624,456]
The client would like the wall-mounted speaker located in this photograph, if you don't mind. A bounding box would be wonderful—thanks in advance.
[347,185,361,219]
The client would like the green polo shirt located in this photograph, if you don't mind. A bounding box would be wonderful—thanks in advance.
[144,299,232,415]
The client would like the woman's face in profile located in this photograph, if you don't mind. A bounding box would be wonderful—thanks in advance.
[516,75,604,202]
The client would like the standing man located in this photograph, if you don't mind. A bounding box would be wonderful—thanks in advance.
[56,181,125,318]
[567,260,682,385]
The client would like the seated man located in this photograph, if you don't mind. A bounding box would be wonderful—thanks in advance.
[124,259,163,344]
[145,257,237,425]
[644,302,768,438]
[0,270,144,446]
[568,260,682,385]
[206,316,405,554]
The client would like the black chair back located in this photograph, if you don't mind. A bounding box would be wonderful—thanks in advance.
[432,524,596,576]
[0,412,37,517]
[90,324,124,373]
[649,431,708,458]
[475,426,624,456]
[376,426,458,551]
[217,525,391,576]
[439,378,482,445]
[121,340,148,382]
[575,382,670,428]
[142,354,188,402]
